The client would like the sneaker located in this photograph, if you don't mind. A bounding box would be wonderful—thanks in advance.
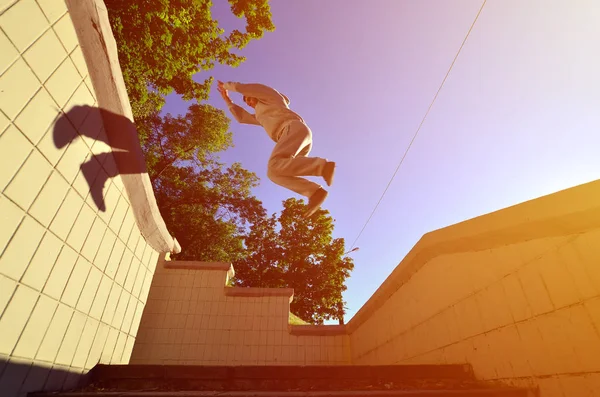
[323,161,336,186]
[304,187,328,218]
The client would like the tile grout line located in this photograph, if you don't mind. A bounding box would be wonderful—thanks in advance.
[13,294,61,375]
[4,148,56,214]
[0,0,18,15]
[4,283,141,368]
[1,234,148,329]
[1,181,147,297]
[0,197,26,260]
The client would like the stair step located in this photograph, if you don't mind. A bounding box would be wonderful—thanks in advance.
[91,364,476,380]
[28,365,534,397]
[30,389,533,397]
[81,364,479,392]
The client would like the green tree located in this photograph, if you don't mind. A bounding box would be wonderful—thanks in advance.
[140,103,232,179]
[138,99,265,261]
[234,198,354,324]
[104,0,275,119]
[153,160,266,262]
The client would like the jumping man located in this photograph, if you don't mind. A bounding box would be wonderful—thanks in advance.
[217,81,335,217]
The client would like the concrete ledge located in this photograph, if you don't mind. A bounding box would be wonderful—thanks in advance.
[90,364,476,381]
[65,0,180,254]
[35,390,530,396]
[164,261,235,281]
[347,179,600,333]
[289,325,347,336]
[164,261,232,271]
[225,287,294,303]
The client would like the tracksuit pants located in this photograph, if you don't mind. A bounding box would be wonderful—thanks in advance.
[267,120,327,198]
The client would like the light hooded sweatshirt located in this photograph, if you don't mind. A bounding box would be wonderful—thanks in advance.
[223,82,305,142]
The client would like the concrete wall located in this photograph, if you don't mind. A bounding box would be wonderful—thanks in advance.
[0,0,163,395]
[131,261,351,366]
[346,180,600,396]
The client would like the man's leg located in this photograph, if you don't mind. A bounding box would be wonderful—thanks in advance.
[269,122,327,179]
[266,171,320,198]
[268,121,335,216]
[270,122,336,187]
[267,122,326,197]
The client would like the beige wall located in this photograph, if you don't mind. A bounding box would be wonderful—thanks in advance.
[0,1,160,395]
[347,180,600,396]
[131,261,351,365]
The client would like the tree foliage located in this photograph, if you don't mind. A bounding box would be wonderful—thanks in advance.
[140,103,264,262]
[140,104,232,180]
[104,0,275,119]
[234,199,354,324]
[153,160,266,262]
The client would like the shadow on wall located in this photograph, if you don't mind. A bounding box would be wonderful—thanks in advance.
[0,358,89,396]
[53,105,147,212]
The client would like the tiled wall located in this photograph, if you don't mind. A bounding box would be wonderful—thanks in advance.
[0,1,160,395]
[348,181,600,396]
[131,262,351,365]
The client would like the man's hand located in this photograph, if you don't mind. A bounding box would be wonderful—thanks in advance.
[217,81,232,105]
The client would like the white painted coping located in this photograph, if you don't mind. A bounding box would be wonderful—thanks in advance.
[65,0,181,254]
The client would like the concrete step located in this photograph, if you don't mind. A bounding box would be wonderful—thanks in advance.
[27,365,535,396]
[82,364,478,391]
[91,364,477,380]
[29,389,534,397]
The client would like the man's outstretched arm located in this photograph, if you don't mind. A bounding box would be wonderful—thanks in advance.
[228,102,261,125]
[218,85,260,125]
[222,81,282,103]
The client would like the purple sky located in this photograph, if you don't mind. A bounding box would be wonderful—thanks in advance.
[162,0,600,323]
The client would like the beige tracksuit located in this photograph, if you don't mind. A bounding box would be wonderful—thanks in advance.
[223,82,327,198]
